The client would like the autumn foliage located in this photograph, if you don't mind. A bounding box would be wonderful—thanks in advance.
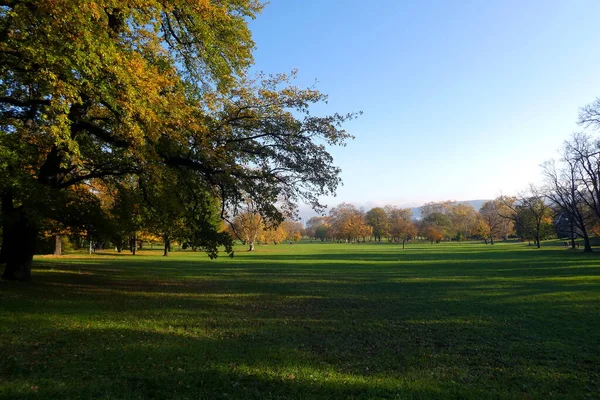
[0,1,356,280]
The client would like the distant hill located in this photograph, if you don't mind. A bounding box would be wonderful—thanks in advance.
[411,199,489,220]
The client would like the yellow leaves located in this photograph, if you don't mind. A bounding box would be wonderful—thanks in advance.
[329,203,372,240]
[474,217,491,237]
[422,226,444,243]
[88,2,103,21]
[541,216,554,225]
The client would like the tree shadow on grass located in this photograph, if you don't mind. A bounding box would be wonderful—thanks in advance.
[1,319,597,400]
[1,246,599,399]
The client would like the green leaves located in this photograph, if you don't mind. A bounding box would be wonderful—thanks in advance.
[1,1,356,268]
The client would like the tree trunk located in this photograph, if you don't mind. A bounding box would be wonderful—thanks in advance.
[1,194,37,282]
[570,220,576,249]
[248,242,255,251]
[54,234,62,256]
[583,236,593,252]
[490,236,494,245]
[1,224,36,282]
[163,235,170,257]
[88,236,94,254]
[402,240,405,249]
[130,234,137,255]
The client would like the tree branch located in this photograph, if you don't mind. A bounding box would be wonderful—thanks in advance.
[72,120,130,148]
[0,96,50,107]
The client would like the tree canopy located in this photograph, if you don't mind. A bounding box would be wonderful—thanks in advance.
[0,1,357,280]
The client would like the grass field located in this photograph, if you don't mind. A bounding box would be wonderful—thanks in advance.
[1,241,599,399]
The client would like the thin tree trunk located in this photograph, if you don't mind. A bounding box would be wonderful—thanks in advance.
[54,234,62,256]
[163,235,170,257]
[88,236,93,254]
[248,242,255,251]
[402,240,405,249]
[131,234,137,255]
[570,219,576,249]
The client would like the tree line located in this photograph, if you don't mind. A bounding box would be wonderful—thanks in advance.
[301,100,600,253]
[302,198,550,248]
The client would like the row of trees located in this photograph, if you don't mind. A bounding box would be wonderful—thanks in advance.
[302,196,556,249]
[229,200,304,251]
[304,204,418,248]
[232,97,600,253]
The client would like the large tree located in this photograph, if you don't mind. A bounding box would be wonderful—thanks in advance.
[390,218,417,249]
[450,203,478,241]
[365,207,389,241]
[557,132,600,229]
[0,2,356,280]
[329,203,371,242]
[479,199,514,245]
[542,147,594,252]
[386,207,412,242]
[231,211,263,252]
[305,216,329,240]
[500,188,553,248]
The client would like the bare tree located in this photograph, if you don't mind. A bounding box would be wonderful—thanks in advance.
[542,152,593,252]
[561,132,600,223]
[578,97,600,129]
[499,186,553,248]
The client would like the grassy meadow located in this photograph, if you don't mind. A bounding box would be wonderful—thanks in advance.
[1,241,599,399]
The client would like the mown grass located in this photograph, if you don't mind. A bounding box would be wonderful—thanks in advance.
[1,241,599,399]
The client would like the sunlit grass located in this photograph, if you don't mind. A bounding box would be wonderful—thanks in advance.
[1,241,599,399]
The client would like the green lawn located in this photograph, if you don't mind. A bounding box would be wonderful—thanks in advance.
[1,241,599,399]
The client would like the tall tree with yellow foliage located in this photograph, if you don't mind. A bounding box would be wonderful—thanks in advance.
[0,1,356,280]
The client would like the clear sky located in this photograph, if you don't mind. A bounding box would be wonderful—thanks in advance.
[248,0,600,213]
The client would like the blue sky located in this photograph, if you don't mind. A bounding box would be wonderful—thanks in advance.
[248,0,600,213]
